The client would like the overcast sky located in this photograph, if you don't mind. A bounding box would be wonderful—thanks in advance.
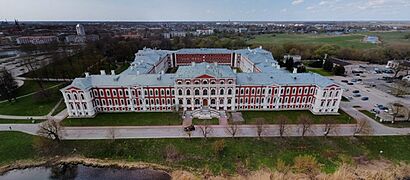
[1,0,409,21]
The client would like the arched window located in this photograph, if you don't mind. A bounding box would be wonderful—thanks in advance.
[195,89,200,95]
[195,99,200,105]
[186,89,191,95]
[67,94,71,100]
[220,80,225,84]
[220,99,224,104]
[81,94,85,100]
[74,94,78,100]
[179,99,183,104]
[228,89,232,95]
[203,89,208,95]
[220,89,224,95]
[178,89,183,96]
[211,89,216,95]
[228,99,232,104]
[203,80,208,84]
[211,99,216,105]
[187,99,191,104]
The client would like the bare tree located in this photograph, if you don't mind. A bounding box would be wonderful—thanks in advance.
[391,80,409,97]
[38,119,62,142]
[323,119,339,137]
[225,121,240,138]
[255,118,266,139]
[198,120,213,139]
[277,115,289,138]
[353,120,373,136]
[297,115,312,138]
[389,102,405,123]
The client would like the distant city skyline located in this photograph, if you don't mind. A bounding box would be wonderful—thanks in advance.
[1,0,410,21]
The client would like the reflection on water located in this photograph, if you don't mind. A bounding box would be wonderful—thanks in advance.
[0,164,171,180]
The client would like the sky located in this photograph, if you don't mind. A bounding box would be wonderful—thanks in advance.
[1,0,410,21]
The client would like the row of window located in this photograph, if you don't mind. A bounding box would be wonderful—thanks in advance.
[320,99,339,107]
[177,88,233,96]
[177,79,234,85]
[322,90,340,98]
[66,92,85,101]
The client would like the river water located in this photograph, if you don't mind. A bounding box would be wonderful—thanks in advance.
[0,164,171,180]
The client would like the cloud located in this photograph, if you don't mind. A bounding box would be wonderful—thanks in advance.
[291,0,304,5]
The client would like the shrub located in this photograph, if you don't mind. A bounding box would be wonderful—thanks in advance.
[212,139,225,156]
[163,144,180,163]
[292,155,321,179]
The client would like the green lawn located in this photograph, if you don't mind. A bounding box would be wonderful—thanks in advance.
[242,110,355,124]
[62,112,182,126]
[0,87,62,116]
[307,68,333,76]
[192,118,219,125]
[0,119,44,124]
[248,33,378,49]
[0,132,409,174]
[51,100,66,116]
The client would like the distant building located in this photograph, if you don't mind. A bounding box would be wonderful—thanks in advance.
[65,34,99,44]
[76,24,86,36]
[16,36,58,45]
[283,55,302,63]
[65,35,86,44]
[238,28,248,33]
[386,60,410,70]
[162,31,187,39]
[195,29,214,36]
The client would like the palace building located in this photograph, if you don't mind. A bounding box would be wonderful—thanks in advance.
[61,47,343,118]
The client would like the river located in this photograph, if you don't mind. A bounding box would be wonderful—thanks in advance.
[0,164,171,180]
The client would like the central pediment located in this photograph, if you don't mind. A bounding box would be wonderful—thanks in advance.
[195,74,215,79]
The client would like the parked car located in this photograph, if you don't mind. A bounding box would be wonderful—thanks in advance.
[347,83,354,85]
[353,90,360,94]
[341,80,348,83]
[183,125,195,132]
[353,94,361,97]
[361,97,369,101]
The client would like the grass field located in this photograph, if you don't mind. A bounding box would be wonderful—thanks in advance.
[248,32,410,49]
[62,112,182,126]
[307,68,333,76]
[0,86,62,116]
[242,110,355,124]
[0,132,409,174]
[248,33,377,49]
[51,100,66,116]
[192,118,219,125]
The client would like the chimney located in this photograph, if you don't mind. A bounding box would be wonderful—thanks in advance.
[100,70,106,75]
[293,68,297,74]
[111,70,115,75]
[85,72,90,77]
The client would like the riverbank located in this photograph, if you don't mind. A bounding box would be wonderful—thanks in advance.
[1,156,409,180]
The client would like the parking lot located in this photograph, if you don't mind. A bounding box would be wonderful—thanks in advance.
[332,64,410,122]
